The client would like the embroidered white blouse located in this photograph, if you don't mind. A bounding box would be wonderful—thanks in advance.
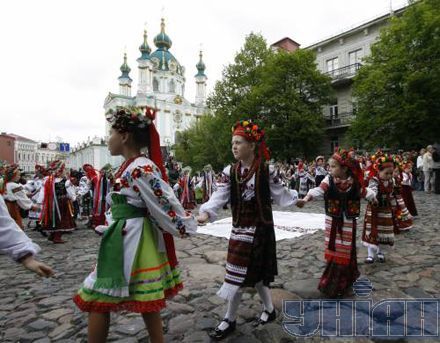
[199,164,298,222]
[4,182,34,210]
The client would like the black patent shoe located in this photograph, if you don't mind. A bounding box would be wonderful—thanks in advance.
[208,318,236,340]
[252,309,276,327]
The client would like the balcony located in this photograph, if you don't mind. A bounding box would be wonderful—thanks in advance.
[325,63,361,85]
[325,111,355,129]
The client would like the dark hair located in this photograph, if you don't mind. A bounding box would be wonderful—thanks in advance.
[111,124,150,149]
[130,126,150,149]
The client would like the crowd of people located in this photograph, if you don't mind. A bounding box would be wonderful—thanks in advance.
[0,107,438,342]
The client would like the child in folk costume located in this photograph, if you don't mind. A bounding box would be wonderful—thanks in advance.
[315,155,328,186]
[362,153,399,263]
[1,164,39,229]
[73,106,197,343]
[392,159,413,232]
[39,160,76,243]
[176,166,196,210]
[197,119,299,340]
[296,148,376,297]
[77,170,94,221]
[295,161,315,198]
[82,163,111,228]
[200,164,217,203]
[401,160,418,217]
[25,165,47,230]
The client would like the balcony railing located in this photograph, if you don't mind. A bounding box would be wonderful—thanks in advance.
[325,111,355,128]
[326,63,362,81]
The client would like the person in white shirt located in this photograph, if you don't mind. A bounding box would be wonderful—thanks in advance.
[0,196,53,277]
[422,145,435,193]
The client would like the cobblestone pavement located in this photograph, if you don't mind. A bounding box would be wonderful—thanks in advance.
[1,192,439,342]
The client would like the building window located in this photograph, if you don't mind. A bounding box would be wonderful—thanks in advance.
[348,49,362,65]
[169,79,176,93]
[329,101,338,119]
[330,137,339,154]
[153,78,159,92]
[326,57,339,74]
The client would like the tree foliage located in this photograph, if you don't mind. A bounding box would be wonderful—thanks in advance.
[349,0,440,149]
[174,33,333,169]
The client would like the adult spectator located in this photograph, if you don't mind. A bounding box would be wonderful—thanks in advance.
[432,144,440,194]
[422,145,435,193]
[416,148,426,191]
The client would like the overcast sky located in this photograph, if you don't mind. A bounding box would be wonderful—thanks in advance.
[0,0,408,146]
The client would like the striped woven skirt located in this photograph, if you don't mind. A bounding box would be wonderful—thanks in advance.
[394,194,413,232]
[362,204,396,247]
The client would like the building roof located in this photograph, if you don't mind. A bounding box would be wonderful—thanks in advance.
[7,133,38,143]
[271,37,301,48]
[305,6,407,49]
[0,132,16,140]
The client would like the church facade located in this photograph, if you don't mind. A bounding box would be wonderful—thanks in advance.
[104,18,208,149]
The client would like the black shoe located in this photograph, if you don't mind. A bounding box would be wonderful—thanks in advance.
[208,318,236,340]
[252,309,276,327]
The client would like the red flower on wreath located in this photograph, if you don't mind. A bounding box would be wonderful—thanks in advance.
[167,210,176,218]
[132,185,140,193]
[120,179,129,188]
[154,189,163,197]
[143,165,153,173]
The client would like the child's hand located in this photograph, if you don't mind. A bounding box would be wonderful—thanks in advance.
[94,225,108,235]
[21,256,54,277]
[296,199,307,208]
[196,212,209,225]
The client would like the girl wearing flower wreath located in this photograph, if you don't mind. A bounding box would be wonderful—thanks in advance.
[296,148,377,297]
[73,106,197,343]
[197,119,299,340]
[1,164,40,229]
[362,152,399,263]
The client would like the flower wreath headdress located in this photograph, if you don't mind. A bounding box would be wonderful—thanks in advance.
[232,119,270,161]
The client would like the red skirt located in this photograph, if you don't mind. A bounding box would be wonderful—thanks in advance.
[41,197,76,232]
[401,185,418,216]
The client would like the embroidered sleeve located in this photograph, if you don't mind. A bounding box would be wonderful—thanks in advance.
[65,180,77,201]
[10,184,34,210]
[306,175,330,200]
[125,164,197,236]
[199,165,231,222]
[368,177,379,197]
[269,165,298,207]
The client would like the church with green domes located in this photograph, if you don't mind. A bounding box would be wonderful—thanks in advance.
[104,18,208,149]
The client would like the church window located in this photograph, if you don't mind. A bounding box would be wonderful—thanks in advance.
[169,79,176,93]
[153,78,159,92]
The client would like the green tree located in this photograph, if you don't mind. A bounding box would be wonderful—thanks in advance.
[349,0,440,149]
[249,49,333,160]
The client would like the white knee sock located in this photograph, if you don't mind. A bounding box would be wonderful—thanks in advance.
[367,246,377,258]
[255,281,274,320]
[218,290,243,330]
